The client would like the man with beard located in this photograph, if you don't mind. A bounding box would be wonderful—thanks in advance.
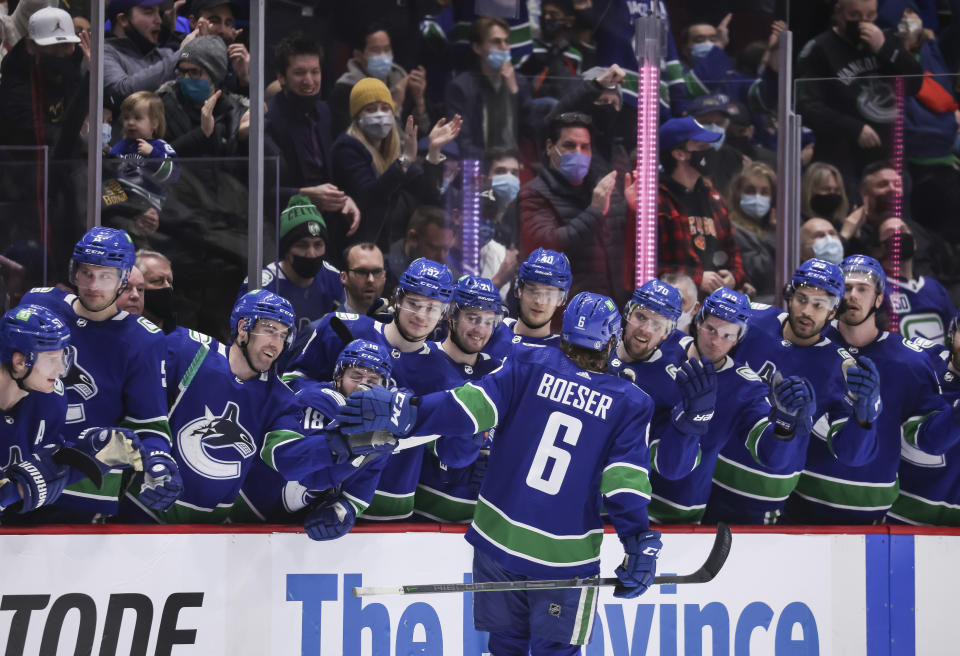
[413,276,504,522]
[22,228,181,521]
[785,256,960,523]
[238,196,344,333]
[484,248,570,360]
[709,259,880,524]
[889,311,960,525]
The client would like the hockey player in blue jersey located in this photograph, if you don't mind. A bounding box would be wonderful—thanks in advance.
[22,227,181,520]
[650,287,815,524]
[889,311,960,525]
[290,257,454,382]
[785,256,960,523]
[415,275,504,522]
[237,195,345,333]
[238,338,396,539]
[339,292,661,653]
[484,248,571,360]
[707,259,881,524]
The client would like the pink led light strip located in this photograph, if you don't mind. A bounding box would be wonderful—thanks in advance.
[635,62,660,287]
[888,77,904,333]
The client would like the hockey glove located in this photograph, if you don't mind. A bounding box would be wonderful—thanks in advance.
[337,386,418,436]
[842,356,883,424]
[138,449,184,511]
[768,373,816,440]
[4,448,70,513]
[304,495,356,541]
[326,422,397,465]
[614,530,662,599]
[73,427,142,471]
[670,358,717,436]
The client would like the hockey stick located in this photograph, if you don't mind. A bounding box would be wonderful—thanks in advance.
[353,522,732,597]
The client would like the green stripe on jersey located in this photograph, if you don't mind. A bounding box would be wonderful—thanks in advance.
[414,484,475,523]
[888,491,960,527]
[364,490,415,520]
[472,496,603,567]
[121,417,172,443]
[746,418,772,466]
[65,471,123,500]
[712,455,800,501]
[452,384,497,432]
[573,586,598,645]
[600,463,651,499]
[795,472,899,511]
[342,490,369,516]
[260,430,302,471]
[648,495,705,524]
[146,498,234,524]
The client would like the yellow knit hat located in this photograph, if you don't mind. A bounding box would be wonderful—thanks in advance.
[349,77,395,119]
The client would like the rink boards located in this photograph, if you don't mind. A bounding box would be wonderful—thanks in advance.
[0,524,955,655]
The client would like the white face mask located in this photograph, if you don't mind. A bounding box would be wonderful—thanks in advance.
[812,235,844,265]
[677,310,693,332]
[358,111,394,140]
[740,193,771,220]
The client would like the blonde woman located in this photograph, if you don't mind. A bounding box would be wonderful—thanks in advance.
[332,77,462,248]
[728,162,776,303]
[801,161,849,227]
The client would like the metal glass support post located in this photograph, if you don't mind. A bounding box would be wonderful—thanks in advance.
[247,0,265,289]
[774,29,794,303]
[86,0,105,229]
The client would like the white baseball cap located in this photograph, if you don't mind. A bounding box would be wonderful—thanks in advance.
[29,7,81,47]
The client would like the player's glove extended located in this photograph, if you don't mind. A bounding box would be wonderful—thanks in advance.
[138,445,183,511]
[325,421,397,466]
[304,495,356,541]
[614,530,662,599]
[842,356,882,424]
[768,373,816,440]
[3,448,70,513]
[671,358,717,436]
[337,386,418,436]
[73,427,142,471]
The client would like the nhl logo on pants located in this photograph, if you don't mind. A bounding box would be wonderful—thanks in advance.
[549,603,562,618]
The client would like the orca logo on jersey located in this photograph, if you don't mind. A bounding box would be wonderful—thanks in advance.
[177,402,256,480]
[62,346,98,401]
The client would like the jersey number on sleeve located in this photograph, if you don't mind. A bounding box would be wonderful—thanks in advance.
[525,411,583,495]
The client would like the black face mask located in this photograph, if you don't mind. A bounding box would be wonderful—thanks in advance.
[541,17,567,42]
[143,287,177,332]
[844,20,864,45]
[290,254,324,279]
[810,192,842,217]
[884,232,915,261]
[686,148,710,174]
[124,26,156,56]
[872,192,896,216]
[725,134,753,156]
[38,52,78,77]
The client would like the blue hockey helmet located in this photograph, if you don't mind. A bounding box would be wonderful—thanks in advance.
[841,254,886,295]
[698,286,751,338]
[562,292,622,351]
[230,289,296,348]
[398,258,455,303]
[334,339,392,383]
[789,258,845,304]
[69,227,136,287]
[628,279,683,323]
[0,304,71,370]
[452,275,503,314]
[517,248,572,292]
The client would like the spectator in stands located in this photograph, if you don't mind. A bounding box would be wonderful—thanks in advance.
[445,16,535,159]
[0,0,53,70]
[656,116,750,298]
[479,148,522,297]
[729,162,777,303]
[187,0,249,92]
[724,101,776,169]
[329,23,431,136]
[340,242,387,315]
[332,77,460,249]
[679,15,738,97]
[800,218,844,264]
[103,0,184,109]
[136,248,177,333]
[660,271,700,334]
[796,0,923,198]
[839,160,902,254]
[0,7,83,147]
[386,206,456,283]
[875,217,956,343]
[684,93,745,195]
[265,33,360,256]
[802,161,850,228]
[157,35,248,156]
[520,0,594,100]
[519,112,625,300]
[117,264,146,315]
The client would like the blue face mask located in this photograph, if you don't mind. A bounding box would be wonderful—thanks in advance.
[691,42,715,59]
[739,194,771,220]
[366,54,393,79]
[491,173,520,204]
[486,49,510,70]
[178,77,211,104]
[702,123,726,150]
[555,149,590,185]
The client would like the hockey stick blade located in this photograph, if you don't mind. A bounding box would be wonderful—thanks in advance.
[353,523,732,597]
[51,447,104,489]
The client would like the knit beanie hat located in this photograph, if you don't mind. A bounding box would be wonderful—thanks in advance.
[179,35,229,87]
[279,195,327,255]
[349,77,395,119]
